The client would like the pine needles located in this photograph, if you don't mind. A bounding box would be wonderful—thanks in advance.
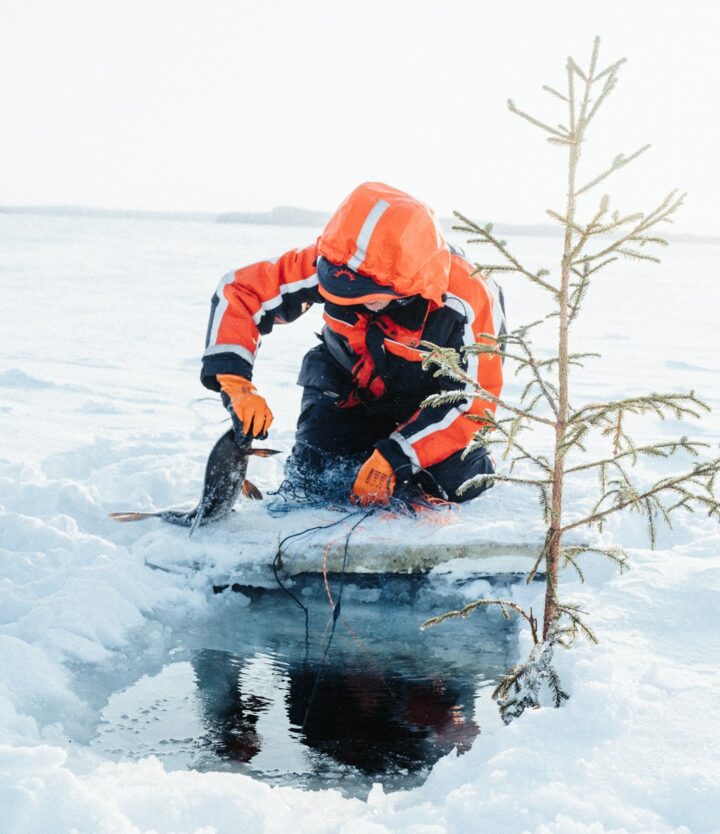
[421,37,720,722]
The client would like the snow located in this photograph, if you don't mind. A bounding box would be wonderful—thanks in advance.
[1,213,719,832]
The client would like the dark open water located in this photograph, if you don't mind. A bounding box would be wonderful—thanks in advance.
[84,575,518,796]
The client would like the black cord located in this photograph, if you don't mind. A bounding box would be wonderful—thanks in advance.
[271,509,365,664]
[300,508,376,732]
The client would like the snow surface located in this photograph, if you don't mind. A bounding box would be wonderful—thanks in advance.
[1,213,719,832]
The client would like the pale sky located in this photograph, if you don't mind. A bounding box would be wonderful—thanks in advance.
[3,0,718,234]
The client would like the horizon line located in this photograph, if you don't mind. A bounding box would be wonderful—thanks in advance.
[0,203,716,244]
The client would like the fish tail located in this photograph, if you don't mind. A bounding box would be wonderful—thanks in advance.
[108,511,159,523]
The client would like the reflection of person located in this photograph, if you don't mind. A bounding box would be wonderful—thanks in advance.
[287,667,479,773]
[201,182,506,505]
[192,650,266,763]
[192,649,478,774]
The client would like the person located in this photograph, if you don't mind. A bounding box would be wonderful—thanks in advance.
[200,182,506,506]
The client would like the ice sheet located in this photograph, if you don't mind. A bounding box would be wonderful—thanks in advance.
[1,214,719,833]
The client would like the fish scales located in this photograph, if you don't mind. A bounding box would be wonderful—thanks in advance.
[109,429,280,529]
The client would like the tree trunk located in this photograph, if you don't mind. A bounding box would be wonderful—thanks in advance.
[543,119,579,640]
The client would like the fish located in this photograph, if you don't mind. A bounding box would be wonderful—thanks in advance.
[109,429,280,532]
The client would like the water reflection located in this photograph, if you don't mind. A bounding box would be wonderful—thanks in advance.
[193,651,266,764]
[91,575,517,793]
[288,666,479,771]
[193,649,480,776]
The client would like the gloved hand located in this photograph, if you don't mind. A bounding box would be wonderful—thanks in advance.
[350,449,397,506]
[217,374,274,438]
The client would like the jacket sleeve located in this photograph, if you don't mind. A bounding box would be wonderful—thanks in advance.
[201,244,320,390]
[379,265,506,474]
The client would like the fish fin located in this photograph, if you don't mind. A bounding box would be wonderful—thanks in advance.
[188,504,205,537]
[242,479,263,500]
[247,448,282,457]
[109,511,159,523]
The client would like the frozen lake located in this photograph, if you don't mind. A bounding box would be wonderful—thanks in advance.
[1,212,719,833]
[2,211,719,471]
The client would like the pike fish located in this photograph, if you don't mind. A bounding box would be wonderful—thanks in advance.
[109,429,280,533]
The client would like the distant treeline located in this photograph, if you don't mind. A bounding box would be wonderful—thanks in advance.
[1,205,715,243]
[0,204,582,238]
[0,206,216,222]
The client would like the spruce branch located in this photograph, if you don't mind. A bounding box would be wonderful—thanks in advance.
[570,256,618,282]
[567,200,644,271]
[629,234,669,248]
[573,37,600,145]
[615,247,662,263]
[547,209,586,236]
[567,58,577,136]
[479,417,553,475]
[492,663,526,704]
[568,195,610,261]
[565,438,706,475]
[558,422,591,455]
[562,545,630,579]
[589,214,646,236]
[421,390,470,409]
[421,343,557,427]
[577,190,685,265]
[507,98,567,139]
[576,145,652,197]
[554,602,599,645]
[561,207,641,246]
[421,599,540,646]
[547,137,575,147]
[526,530,552,583]
[584,66,620,127]
[568,57,588,82]
[453,211,559,296]
[593,57,628,82]
[458,472,552,496]
[513,330,561,417]
[538,482,552,524]
[570,392,710,427]
[543,84,569,102]
[610,408,624,455]
[562,457,720,534]
[645,496,658,547]
[545,665,571,708]
[519,376,561,412]
[561,548,586,582]
[532,352,600,370]
[568,270,591,323]
[492,633,569,720]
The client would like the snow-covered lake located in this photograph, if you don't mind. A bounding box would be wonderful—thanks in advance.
[1,213,719,833]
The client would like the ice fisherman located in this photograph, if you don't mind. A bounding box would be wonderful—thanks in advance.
[200,182,506,506]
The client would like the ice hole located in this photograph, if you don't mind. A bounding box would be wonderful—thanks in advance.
[75,574,519,796]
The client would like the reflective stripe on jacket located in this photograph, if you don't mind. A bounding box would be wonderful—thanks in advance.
[201,181,505,471]
[201,247,505,471]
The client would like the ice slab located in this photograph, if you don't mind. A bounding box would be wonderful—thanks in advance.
[278,538,541,575]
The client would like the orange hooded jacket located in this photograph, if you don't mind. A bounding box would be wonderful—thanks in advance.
[201,182,505,473]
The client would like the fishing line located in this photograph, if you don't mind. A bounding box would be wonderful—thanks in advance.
[300,507,377,733]
[265,478,360,515]
[271,509,366,660]
[267,487,450,731]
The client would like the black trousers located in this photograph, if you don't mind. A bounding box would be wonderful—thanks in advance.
[286,347,494,503]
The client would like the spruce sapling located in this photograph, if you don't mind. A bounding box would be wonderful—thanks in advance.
[421,37,720,721]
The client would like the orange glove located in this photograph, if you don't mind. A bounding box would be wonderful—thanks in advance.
[350,450,397,506]
[217,374,274,438]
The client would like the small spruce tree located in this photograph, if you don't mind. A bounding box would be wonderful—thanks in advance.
[420,37,720,721]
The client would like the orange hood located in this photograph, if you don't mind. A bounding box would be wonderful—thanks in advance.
[317,182,450,305]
